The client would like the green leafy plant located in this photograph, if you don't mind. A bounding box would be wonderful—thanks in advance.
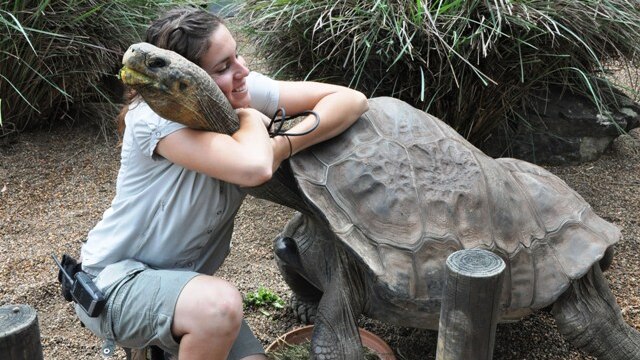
[245,287,285,316]
[0,0,208,138]
[238,0,640,147]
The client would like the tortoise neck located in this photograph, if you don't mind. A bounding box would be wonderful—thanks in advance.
[242,162,312,215]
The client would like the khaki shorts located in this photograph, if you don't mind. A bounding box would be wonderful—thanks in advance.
[75,260,264,359]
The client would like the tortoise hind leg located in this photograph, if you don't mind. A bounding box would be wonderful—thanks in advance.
[552,264,640,360]
[274,236,323,324]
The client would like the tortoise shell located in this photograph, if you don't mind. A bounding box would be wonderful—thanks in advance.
[290,97,620,312]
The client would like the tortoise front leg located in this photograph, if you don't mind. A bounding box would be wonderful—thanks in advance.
[552,264,640,359]
[311,253,366,360]
[274,236,323,324]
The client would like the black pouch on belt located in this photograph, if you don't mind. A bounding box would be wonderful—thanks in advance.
[52,253,106,317]
[57,254,83,302]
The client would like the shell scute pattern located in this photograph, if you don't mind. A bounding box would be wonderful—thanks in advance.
[409,139,489,244]
[530,240,570,306]
[327,140,421,245]
[505,246,533,308]
[291,97,620,309]
[365,97,448,146]
[499,158,588,233]
[409,236,462,299]
[306,114,380,167]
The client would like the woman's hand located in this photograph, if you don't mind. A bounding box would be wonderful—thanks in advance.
[238,107,272,128]
[274,81,369,159]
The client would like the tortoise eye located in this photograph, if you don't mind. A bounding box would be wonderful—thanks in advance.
[147,57,167,69]
[179,82,188,91]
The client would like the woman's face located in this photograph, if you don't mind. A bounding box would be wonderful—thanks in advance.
[200,25,251,109]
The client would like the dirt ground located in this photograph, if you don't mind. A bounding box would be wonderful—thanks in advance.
[0,114,638,359]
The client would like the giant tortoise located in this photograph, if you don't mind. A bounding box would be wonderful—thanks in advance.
[120,42,640,360]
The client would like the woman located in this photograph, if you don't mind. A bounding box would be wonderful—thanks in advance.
[75,6,368,360]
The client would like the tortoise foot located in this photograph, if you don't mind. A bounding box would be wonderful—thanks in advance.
[291,294,318,324]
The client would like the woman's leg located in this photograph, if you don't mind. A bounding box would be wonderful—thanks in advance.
[172,275,243,360]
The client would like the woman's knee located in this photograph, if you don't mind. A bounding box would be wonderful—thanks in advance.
[173,275,243,338]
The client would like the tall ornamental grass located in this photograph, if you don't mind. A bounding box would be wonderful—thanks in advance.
[0,1,207,137]
[238,0,640,144]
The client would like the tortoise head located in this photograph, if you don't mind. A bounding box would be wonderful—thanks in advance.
[120,42,238,134]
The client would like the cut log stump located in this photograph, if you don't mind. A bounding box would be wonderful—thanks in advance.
[436,249,506,360]
[0,304,44,360]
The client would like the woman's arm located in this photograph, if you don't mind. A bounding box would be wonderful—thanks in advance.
[156,108,274,187]
[270,81,369,168]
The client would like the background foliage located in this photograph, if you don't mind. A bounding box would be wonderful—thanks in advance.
[0,0,207,137]
[238,0,640,145]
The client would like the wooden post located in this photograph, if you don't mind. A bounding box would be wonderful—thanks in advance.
[0,304,44,360]
[436,249,505,360]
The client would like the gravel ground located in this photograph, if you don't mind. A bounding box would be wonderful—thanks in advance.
[1,120,638,360]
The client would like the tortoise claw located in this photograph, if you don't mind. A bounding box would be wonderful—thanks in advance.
[290,294,318,324]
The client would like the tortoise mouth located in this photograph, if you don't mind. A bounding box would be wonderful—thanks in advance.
[119,66,157,88]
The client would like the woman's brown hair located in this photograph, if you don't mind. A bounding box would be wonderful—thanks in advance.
[117,7,224,138]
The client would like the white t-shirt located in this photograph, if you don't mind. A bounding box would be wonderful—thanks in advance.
[81,72,280,276]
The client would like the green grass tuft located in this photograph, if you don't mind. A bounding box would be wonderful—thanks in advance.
[245,286,285,316]
[0,0,208,138]
[238,0,640,146]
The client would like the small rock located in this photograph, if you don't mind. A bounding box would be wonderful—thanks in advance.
[612,133,640,157]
